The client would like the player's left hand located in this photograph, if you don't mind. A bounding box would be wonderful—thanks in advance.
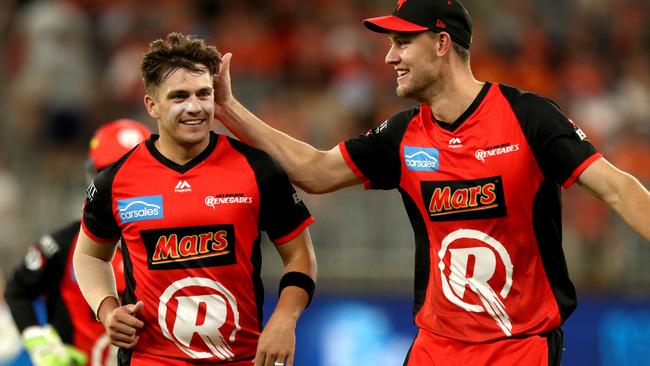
[253,311,296,366]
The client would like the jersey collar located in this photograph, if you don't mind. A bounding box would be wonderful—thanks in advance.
[427,82,492,132]
[145,131,219,174]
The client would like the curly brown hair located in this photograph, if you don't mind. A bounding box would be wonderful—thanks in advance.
[141,32,222,95]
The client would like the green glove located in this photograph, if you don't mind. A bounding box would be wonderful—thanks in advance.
[22,325,87,366]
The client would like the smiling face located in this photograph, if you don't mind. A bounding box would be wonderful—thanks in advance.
[386,31,443,102]
[144,66,214,159]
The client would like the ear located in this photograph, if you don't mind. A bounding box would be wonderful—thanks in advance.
[436,32,453,57]
[144,94,159,119]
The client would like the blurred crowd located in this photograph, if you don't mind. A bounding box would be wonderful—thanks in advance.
[0,0,648,294]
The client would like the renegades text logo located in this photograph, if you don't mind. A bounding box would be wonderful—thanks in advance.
[421,176,506,221]
[141,225,235,270]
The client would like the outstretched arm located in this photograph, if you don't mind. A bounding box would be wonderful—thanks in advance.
[73,230,144,349]
[214,53,360,194]
[254,229,317,366]
[577,157,650,241]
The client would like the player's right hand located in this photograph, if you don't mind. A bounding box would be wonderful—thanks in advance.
[105,300,145,349]
[213,52,234,109]
[22,325,87,366]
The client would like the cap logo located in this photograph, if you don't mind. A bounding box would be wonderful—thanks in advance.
[436,19,447,28]
[397,0,407,11]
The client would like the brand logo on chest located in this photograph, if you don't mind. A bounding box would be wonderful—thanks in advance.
[117,195,164,224]
[141,225,236,269]
[475,143,519,162]
[204,193,253,209]
[421,176,507,221]
[404,146,440,171]
[175,180,192,193]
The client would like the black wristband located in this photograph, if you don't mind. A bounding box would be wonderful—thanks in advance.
[278,271,315,307]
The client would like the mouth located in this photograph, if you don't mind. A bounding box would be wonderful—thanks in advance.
[180,119,205,126]
[396,69,409,82]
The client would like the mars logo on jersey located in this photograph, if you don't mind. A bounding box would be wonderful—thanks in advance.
[141,225,235,270]
[438,229,514,336]
[421,176,506,221]
[117,195,163,223]
[404,146,440,171]
[158,277,241,360]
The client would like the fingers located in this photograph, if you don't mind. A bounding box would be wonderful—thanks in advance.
[115,303,145,329]
[253,351,291,366]
[219,52,232,78]
[106,303,145,349]
[126,300,144,315]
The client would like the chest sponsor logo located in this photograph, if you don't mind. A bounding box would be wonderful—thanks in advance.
[204,194,253,209]
[421,176,506,221]
[404,146,440,171]
[175,180,192,193]
[158,277,241,360]
[475,143,519,162]
[117,195,163,224]
[141,225,235,270]
[448,137,463,149]
[438,229,514,336]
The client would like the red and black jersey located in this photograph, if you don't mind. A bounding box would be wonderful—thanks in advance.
[341,83,600,343]
[81,132,313,365]
[5,221,125,365]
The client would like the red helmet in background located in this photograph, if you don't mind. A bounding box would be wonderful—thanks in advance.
[87,119,151,172]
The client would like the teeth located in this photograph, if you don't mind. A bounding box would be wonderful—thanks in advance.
[182,119,202,125]
[397,70,407,77]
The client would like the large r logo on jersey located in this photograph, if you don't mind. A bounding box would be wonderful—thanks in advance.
[438,229,514,336]
[158,277,241,360]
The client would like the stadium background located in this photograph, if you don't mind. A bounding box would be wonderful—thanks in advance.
[0,0,648,365]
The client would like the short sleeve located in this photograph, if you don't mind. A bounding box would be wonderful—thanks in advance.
[342,108,416,190]
[258,157,313,244]
[82,166,121,241]
[507,91,600,187]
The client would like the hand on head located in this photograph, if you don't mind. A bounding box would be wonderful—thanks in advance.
[214,52,234,110]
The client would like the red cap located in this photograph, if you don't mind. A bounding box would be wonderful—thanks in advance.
[88,119,151,171]
[363,0,473,49]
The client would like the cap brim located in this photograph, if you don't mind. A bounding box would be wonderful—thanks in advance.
[363,15,429,33]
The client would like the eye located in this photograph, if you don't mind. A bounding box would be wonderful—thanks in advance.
[396,39,409,48]
[198,89,213,98]
[169,93,186,101]
[390,38,409,49]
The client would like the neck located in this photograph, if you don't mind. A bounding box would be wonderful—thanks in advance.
[154,134,210,165]
[427,64,484,124]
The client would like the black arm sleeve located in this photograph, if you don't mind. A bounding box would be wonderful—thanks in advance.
[4,222,79,332]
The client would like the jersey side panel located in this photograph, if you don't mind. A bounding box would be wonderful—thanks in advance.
[498,85,599,321]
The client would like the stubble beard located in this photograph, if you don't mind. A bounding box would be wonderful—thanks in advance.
[395,67,442,103]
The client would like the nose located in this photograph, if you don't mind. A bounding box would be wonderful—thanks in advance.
[184,96,201,113]
[385,45,399,65]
